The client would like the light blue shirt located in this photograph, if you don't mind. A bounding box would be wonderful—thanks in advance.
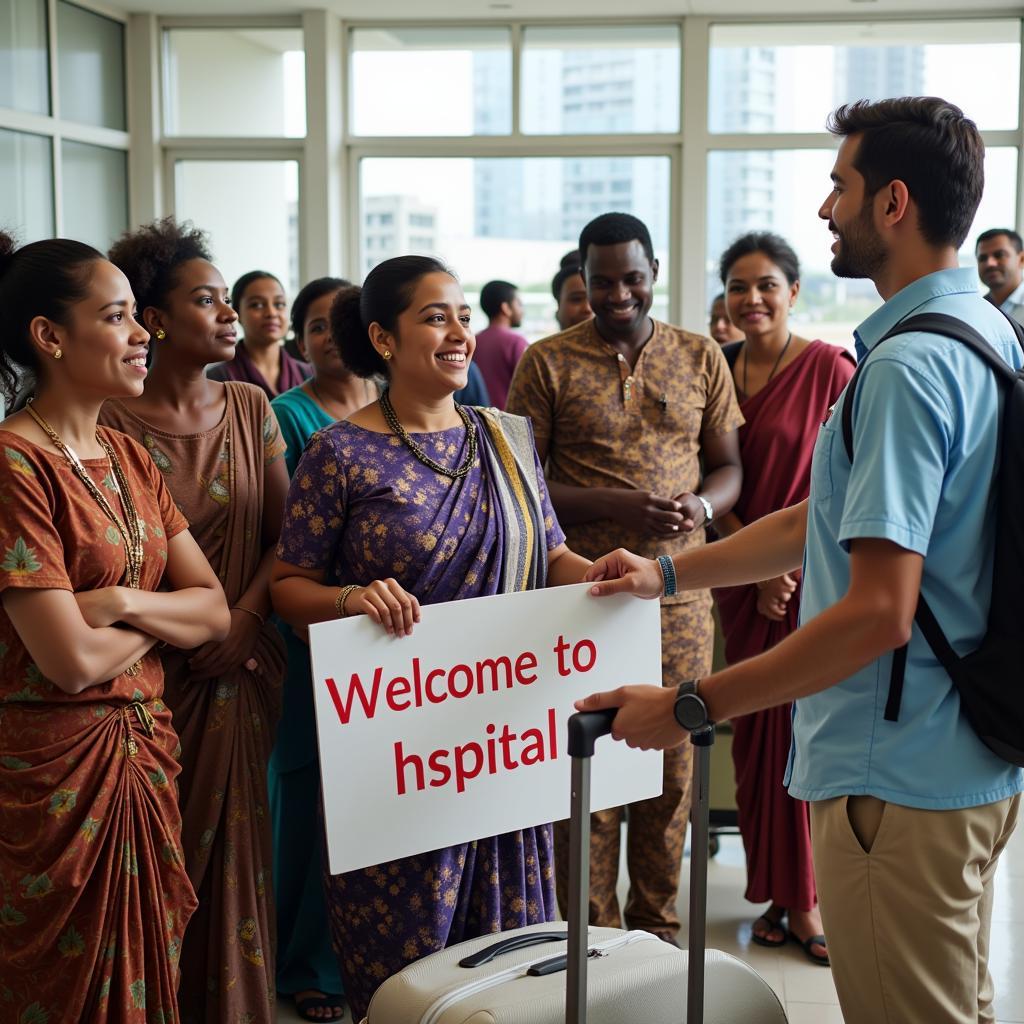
[787,268,1024,809]
[997,278,1024,314]
[996,279,1024,327]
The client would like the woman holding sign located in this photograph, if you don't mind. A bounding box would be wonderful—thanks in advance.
[0,233,230,1022]
[271,255,590,1020]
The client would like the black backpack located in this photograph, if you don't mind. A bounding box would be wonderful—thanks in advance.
[841,312,1024,766]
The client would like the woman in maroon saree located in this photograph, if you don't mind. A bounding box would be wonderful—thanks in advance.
[713,233,854,964]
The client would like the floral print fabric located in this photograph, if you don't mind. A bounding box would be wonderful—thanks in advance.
[101,383,287,1024]
[507,317,744,603]
[276,410,565,1019]
[0,430,196,1023]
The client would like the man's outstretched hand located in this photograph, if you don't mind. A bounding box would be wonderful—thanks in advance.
[574,685,686,750]
[585,548,665,599]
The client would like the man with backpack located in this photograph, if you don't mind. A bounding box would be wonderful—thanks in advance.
[577,96,1024,1024]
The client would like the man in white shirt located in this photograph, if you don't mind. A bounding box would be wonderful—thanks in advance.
[976,227,1024,324]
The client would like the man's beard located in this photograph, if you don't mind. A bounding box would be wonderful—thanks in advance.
[982,268,1007,290]
[831,201,887,280]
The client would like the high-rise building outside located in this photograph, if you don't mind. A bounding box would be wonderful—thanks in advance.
[362,194,438,276]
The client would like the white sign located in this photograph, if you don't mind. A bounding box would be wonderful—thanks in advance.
[309,583,663,875]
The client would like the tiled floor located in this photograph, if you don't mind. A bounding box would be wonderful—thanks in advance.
[277,821,1024,1022]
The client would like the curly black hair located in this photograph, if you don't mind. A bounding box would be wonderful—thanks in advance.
[107,216,212,314]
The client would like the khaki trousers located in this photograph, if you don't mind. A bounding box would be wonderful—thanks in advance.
[554,598,713,939]
[811,792,1020,1024]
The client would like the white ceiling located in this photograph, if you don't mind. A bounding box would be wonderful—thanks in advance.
[126,0,1024,19]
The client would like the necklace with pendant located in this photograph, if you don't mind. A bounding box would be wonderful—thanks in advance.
[742,331,793,397]
[26,400,146,673]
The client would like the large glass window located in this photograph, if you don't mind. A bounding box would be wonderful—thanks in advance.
[349,27,511,136]
[174,159,300,299]
[163,29,306,137]
[61,140,127,249]
[0,0,49,115]
[706,147,1018,345]
[521,24,680,134]
[709,21,1021,134]
[57,1,125,129]
[0,128,54,242]
[360,155,671,339]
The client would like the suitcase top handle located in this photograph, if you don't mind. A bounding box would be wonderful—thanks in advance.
[458,931,568,969]
[567,710,617,759]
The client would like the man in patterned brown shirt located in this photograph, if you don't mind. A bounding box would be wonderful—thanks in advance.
[507,212,743,943]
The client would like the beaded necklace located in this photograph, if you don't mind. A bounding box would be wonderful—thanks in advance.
[26,401,146,673]
[378,389,477,481]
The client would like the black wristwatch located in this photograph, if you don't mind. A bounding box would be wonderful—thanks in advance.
[673,679,711,732]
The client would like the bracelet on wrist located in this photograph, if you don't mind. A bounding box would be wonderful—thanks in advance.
[232,605,265,626]
[656,554,677,597]
[335,584,360,618]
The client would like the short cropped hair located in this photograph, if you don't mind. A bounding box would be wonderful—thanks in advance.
[578,213,654,266]
[976,228,1023,254]
[826,97,984,249]
[479,280,518,319]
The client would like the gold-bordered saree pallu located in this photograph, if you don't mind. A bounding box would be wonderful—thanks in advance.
[476,407,549,592]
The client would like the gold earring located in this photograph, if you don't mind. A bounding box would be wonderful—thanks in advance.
[382,350,393,361]
[53,349,63,360]
[155,329,166,340]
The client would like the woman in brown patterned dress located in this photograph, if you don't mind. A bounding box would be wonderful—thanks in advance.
[104,218,290,1024]
[0,233,230,1023]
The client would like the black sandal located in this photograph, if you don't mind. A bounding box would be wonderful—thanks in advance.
[788,930,830,967]
[750,906,787,948]
[295,992,346,1022]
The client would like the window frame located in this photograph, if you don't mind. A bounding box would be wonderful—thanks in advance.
[0,0,130,240]
[121,9,1024,336]
[342,16,686,323]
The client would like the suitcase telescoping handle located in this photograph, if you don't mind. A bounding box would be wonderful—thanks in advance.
[565,710,717,1024]
[687,722,716,1024]
[566,710,616,1024]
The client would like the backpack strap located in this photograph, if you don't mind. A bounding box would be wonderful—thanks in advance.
[839,311,1021,722]
[841,312,1020,462]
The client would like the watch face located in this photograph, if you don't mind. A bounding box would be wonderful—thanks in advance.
[675,693,707,732]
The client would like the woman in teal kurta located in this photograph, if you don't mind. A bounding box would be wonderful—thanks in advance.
[268,279,377,1022]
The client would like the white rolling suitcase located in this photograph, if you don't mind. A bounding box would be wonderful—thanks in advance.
[360,710,788,1023]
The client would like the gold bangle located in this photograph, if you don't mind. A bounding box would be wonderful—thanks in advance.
[232,605,265,626]
[335,584,360,618]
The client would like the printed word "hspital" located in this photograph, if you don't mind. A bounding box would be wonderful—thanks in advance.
[395,708,558,795]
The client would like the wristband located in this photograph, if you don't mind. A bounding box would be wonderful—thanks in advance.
[657,554,677,597]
